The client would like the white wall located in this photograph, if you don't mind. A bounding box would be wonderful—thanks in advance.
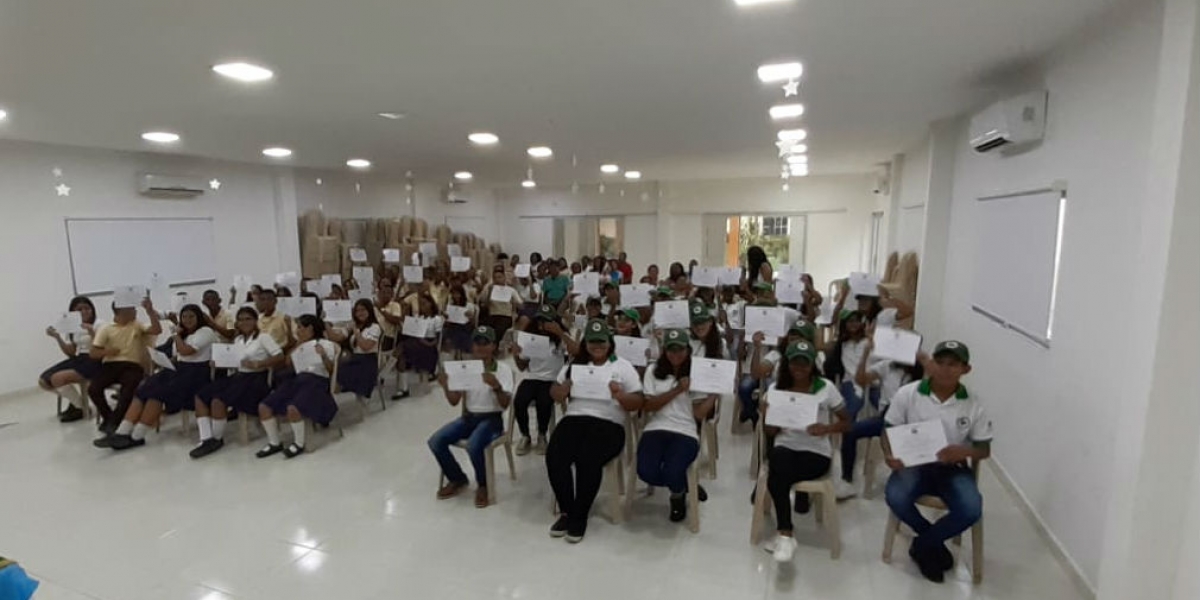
[0,139,298,395]
[893,136,931,256]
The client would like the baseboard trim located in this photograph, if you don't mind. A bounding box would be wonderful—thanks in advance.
[987,458,1097,599]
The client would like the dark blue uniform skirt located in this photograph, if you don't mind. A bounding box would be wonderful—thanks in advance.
[261,373,338,425]
[443,323,472,354]
[196,371,272,415]
[402,337,439,374]
[337,353,379,397]
[136,362,212,413]
[40,355,102,385]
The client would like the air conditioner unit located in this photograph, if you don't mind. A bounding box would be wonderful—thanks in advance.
[441,186,469,204]
[969,90,1048,153]
[137,173,207,198]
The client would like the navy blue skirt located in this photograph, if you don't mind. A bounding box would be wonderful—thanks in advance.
[196,371,272,415]
[519,302,540,320]
[402,338,439,374]
[443,323,473,354]
[261,373,338,425]
[40,355,101,385]
[337,353,379,397]
[136,362,212,413]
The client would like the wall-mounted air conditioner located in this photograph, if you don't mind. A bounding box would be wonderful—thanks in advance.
[969,90,1048,153]
[137,173,206,198]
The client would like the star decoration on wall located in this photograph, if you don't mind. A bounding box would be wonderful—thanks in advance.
[783,79,799,97]
[598,183,606,194]
[316,178,323,186]
[52,167,63,178]
[55,183,71,197]
[777,140,796,156]
[209,179,222,190]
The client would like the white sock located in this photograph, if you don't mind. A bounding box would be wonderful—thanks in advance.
[212,418,227,441]
[401,372,410,392]
[131,423,148,441]
[56,385,84,408]
[116,420,134,436]
[290,421,306,448]
[262,418,281,446]
[197,417,213,441]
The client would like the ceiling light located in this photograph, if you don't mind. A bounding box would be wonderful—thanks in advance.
[790,164,810,177]
[736,0,793,5]
[522,179,537,189]
[454,171,473,181]
[346,158,371,169]
[468,132,499,145]
[377,112,406,120]
[624,171,642,180]
[757,62,803,83]
[527,146,553,159]
[211,62,274,83]
[141,131,180,143]
[785,143,809,154]
[0,109,7,121]
[769,104,805,120]
[786,154,809,164]
[600,164,620,174]
[777,129,808,142]
[262,147,293,158]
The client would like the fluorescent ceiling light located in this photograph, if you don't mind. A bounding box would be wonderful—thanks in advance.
[346,158,371,169]
[262,147,293,158]
[735,0,792,5]
[757,62,803,83]
[527,146,553,159]
[211,62,274,83]
[600,164,620,174]
[521,179,537,189]
[785,143,808,154]
[624,171,642,180]
[0,109,7,121]
[468,132,499,145]
[769,104,805,120]
[454,171,473,181]
[377,112,406,120]
[777,129,808,142]
[790,164,810,177]
[141,131,180,143]
[786,154,809,164]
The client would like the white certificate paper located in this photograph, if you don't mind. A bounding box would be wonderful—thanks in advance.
[447,244,462,258]
[349,247,368,263]
[653,300,690,329]
[872,326,922,366]
[613,335,650,367]
[515,331,552,359]
[275,272,301,292]
[718,267,743,287]
[451,256,472,273]
[619,284,651,308]
[348,289,371,304]
[744,306,787,340]
[149,348,175,371]
[446,305,471,325]
[383,248,402,263]
[419,242,439,260]
[690,267,719,289]
[352,267,375,288]
[212,343,244,369]
[490,285,514,303]
[887,420,949,468]
[848,272,881,298]
[323,300,353,323]
[765,390,821,431]
[725,303,745,330]
[690,358,738,395]
[401,317,429,338]
[54,312,84,336]
[514,263,532,278]
[402,265,424,284]
[278,296,317,319]
[815,297,836,325]
[445,360,485,391]
[113,285,146,309]
[570,364,615,399]
[573,273,600,298]
[776,279,805,304]
[775,264,804,282]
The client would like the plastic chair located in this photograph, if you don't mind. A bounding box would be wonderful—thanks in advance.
[699,395,721,479]
[55,381,92,420]
[438,404,517,506]
[623,445,701,533]
[748,454,842,558]
[549,418,632,524]
[301,348,346,450]
[881,459,984,584]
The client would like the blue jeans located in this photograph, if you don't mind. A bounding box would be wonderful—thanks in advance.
[737,375,762,423]
[636,430,700,494]
[885,464,983,550]
[427,413,504,486]
[838,380,881,421]
[840,408,887,482]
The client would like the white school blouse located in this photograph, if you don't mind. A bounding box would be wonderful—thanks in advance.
[464,361,515,414]
[556,356,643,426]
[293,339,340,378]
[178,327,218,363]
[71,320,105,355]
[235,333,283,373]
[351,324,382,354]
[768,379,844,458]
[641,371,705,440]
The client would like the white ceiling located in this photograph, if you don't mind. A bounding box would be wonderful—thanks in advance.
[0,0,1119,185]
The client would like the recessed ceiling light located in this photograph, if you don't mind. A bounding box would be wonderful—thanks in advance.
[769,104,805,120]
[346,158,371,169]
[262,147,293,158]
[600,164,620,174]
[141,131,180,143]
[454,171,473,181]
[777,129,808,142]
[624,171,642,180]
[521,179,537,189]
[786,154,809,164]
[377,112,406,120]
[735,0,792,5]
[527,146,553,159]
[757,62,803,83]
[211,62,274,83]
[468,132,499,146]
[791,164,810,177]
[786,144,809,154]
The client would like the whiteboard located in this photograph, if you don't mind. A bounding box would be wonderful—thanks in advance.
[66,218,218,295]
[970,189,1065,347]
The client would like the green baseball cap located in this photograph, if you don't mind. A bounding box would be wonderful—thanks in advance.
[933,340,971,364]
[662,328,690,350]
[472,325,497,344]
[583,319,612,343]
[535,304,558,321]
[654,286,674,298]
[789,319,816,342]
[618,308,641,323]
[689,301,714,324]
[752,281,774,292]
[785,340,818,364]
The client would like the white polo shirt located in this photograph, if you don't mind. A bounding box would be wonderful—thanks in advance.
[465,361,514,414]
[522,345,567,382]
[351,324,382,354]
[767,378,844,458]
[642,370,706,440]
[556,356,642,425]
[885,380,993,446]
[178,327,218,363]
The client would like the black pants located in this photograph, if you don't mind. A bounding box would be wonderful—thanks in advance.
[545,416,625,523]
[87,361,145,428]
[514,379,554,438]
[767,447,831,532]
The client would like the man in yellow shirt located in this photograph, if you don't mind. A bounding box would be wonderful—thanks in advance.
[88,297,162,433]
[255,289,292,350]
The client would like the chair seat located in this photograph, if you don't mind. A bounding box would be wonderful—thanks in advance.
[916,495,948,510]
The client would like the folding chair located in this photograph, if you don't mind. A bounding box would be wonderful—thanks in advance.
[882,459,985,584]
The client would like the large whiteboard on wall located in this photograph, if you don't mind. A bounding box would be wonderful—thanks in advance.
[970,188,1065,347]
[65,218,218,295]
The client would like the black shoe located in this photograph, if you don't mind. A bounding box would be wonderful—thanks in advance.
[391,390,410,401]
[565,518,587,544]
[697,485,708,503]
[109,435,145,451]
[932,543,954,571]
[189,438,224,459]
[256,443,284,458]
[794,492,811,514]
[669,495,687,522]
[93,434,115,449]
[549,515,570,538]
[98,420,118,435]
[282,443,305,459]
[910,543,946,583]
[59,406,84,423]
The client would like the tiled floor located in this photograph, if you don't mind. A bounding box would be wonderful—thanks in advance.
[0,371,1087,600]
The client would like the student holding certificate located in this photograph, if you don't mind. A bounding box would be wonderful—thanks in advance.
[441,285,478,359]
[328,299,382,399]
[512,306,577,456]
[883,341,991,583]
[38,296,103,423]
[394,294,443,400]
[254,315,340,459]
[479,266,523,349]
[190,307,285,459]
[760,340,849,563]
[546,319,644,543]
[430,326,514,508]
[636,329,717,524]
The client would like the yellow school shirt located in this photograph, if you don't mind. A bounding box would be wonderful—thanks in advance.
[258,312,291,349]
[92,322,154,364]
[374,301,404,337]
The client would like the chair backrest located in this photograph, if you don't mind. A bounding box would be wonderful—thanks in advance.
[328,346,341,394]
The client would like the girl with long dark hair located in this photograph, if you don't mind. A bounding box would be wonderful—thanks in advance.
[39,296,103,423]
[255,314,340,459]
[332,299,382,398]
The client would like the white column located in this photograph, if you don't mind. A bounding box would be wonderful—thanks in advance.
[912,117,961,341]
[273,169,302,273]
[884,153,904,259]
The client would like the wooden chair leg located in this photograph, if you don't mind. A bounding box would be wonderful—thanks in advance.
[605,461,625,524]
[972,520,984,584]
[749,468,770,545]
[504,441,517,480]
[882,512,900,563]
[485,447,497,505]
[686,464,700,534]
[824,487,842,559]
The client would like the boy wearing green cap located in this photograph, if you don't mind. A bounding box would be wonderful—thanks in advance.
[883,340,992,583]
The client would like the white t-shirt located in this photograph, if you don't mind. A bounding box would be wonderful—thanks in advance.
[352,324,382,354]
[742,344,781,378]
[868,360,912,409]
[841,338,869,383]
[875,308,899,328]
[689,336,729,360]
[885,380,993,446]
[294,339,340,378]
[556,356,643,425]
[641,370,705,440]
[178,327,218,363]
[465,361,515,414]
[235,332,283,373]
[522,344,567,381]
[767,379,844,458]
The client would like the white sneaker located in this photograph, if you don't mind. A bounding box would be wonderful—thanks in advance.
[515,437,532,456]
[834,478,858,500]
[772,535,797,563]
[534,437,548,455]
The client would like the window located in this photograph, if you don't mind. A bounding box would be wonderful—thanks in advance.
[761,216,790,236]
[597,217,620,257]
